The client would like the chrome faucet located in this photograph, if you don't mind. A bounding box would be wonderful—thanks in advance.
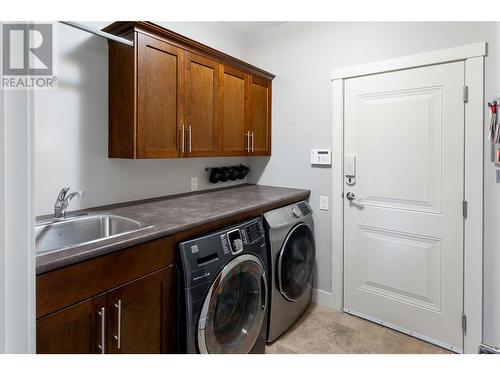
[54,187,84,219]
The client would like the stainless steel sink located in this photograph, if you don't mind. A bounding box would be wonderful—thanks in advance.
[35,214,152,256]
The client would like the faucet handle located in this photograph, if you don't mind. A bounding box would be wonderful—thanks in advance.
[56,187,70,202]
[72,190,85,199]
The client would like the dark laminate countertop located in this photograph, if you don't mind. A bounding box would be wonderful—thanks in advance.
[36,184,310,275]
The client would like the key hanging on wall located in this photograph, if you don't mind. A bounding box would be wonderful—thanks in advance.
[488,101,497,143]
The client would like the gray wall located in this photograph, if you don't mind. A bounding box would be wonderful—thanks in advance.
[244,22,500,347]
[34,22,249,216]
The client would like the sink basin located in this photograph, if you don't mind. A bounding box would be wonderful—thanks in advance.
[35,214,152,256]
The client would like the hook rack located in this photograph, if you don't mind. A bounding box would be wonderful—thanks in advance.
[205,164,250,183]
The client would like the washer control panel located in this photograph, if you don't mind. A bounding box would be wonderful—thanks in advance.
[227,229,243,254]
[244,221,264,244]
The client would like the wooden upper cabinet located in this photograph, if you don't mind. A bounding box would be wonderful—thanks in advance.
[249,75,272,156]
[137,33,184,158]
[185,52,219,157]
[105,22,274,159]
[219,66,248,156]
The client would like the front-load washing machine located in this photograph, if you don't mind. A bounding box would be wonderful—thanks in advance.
[264,201,315,342]
[178,217,268,354]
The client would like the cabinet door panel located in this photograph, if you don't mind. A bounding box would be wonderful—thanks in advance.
[185,53,219,157]
[219,65,248,156]
[37,294,106,354]
[107,266,176,354]
[249,76,271,156]
[137,33,184,158]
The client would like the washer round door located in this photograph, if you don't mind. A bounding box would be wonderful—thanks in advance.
[277,223,315,301]
[197,254,267,354]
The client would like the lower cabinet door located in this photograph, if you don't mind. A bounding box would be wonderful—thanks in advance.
[106,266,177,354]
[37,294,107,354]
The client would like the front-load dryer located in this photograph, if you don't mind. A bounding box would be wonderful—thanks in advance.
[178,217,268,354]
[264,201,315,342]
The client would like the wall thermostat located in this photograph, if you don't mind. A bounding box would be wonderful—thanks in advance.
[311,149,331,166]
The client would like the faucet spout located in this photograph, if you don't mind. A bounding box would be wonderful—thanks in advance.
[54,188,84,219]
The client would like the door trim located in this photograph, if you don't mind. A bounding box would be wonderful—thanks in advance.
[330,43,485,354]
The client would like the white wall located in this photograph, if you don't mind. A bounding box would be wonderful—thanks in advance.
[245,22,500,347]
[34,22,249,216]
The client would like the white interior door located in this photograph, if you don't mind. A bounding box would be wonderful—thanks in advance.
[343,62,465,352]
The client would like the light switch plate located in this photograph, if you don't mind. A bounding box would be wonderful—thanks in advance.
[191,177,198,191]
[320,196,328,211]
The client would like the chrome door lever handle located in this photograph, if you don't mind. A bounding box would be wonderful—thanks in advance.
[346,192,356,201]
[346,192,364,206]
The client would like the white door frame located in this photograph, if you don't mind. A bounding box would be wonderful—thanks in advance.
[0,22,36,353]
[331,42,485,354]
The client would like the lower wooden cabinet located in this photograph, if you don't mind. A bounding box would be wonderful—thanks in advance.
[106,266,176,354]
[37,294,107,354]
[36,236,177,354]
[37,266,176,354]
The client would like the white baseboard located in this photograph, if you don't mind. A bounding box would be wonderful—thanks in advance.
[312,288,339,310]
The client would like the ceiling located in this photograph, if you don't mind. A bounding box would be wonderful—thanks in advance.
[224,22,286,36]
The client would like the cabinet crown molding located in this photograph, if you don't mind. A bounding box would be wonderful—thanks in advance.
[103,21,275,81]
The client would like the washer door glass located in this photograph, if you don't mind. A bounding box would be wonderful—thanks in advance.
[278,223,315,301]
[198,254,267,354]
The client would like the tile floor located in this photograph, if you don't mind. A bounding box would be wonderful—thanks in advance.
[265,304,452,354]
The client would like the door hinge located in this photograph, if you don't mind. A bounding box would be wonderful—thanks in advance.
[462,314,467,333]
[462,200,468,218]
[463,86,469,102]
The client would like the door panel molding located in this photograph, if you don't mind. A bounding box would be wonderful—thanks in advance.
[356,225,443,312]
[356,86,444,214]
[331,43,485,354]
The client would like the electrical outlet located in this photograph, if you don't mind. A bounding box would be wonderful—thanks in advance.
[320,196,328,211]
[191,177,198,191]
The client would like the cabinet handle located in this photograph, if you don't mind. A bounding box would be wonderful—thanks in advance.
[113,300,122,350]
[251,131,255,153]
[245,131,251,152]
[97,307,105,354]
[181,125,185,153]
[188,125,192,153]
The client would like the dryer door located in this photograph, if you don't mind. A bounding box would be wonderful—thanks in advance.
[197,254,267,354]
[277,223,315,301]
